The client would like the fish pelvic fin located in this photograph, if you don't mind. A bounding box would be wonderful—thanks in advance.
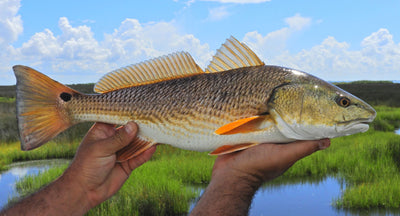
[13,65,79,151]
[116,137,155,162]
[209,143,259,155]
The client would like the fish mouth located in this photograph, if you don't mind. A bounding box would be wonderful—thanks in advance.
[336,117,375,134]
[337,117,374,125]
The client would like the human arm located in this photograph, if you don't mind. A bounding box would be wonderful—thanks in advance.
[190,139,330,216]
[1,122,156,216]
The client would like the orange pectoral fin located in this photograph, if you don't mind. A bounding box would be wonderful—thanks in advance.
[116,137,155,162]
[209,143,259,155]
[214,115,263,135]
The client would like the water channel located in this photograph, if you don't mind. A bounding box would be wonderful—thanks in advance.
[189,176,400,216]
[0,159,69,209]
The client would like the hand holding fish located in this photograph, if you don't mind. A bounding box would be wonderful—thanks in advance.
[0,122,156,216]
[65,121,157,209]
[191,139,330,216]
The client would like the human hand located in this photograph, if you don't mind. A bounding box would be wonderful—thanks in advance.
[62,122,156,209]
[190,139,330,216]
[212,139,331,187]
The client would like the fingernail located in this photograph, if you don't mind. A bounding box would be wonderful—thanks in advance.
[124,122,135,134]
[318,139,331,150]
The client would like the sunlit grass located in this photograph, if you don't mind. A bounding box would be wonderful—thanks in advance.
[0,141,79,172]
[371,106,400,131]
[279,117,400,208]
[13,145,213,215]
[0,97,15,103]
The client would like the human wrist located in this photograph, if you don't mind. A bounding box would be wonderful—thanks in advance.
[191,169,261,215]
[57,168,92,214]
[212,167,264,192]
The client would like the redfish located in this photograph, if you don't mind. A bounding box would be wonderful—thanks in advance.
[13,37,376,161]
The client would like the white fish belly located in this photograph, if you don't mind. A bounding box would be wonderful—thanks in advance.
[136,121,293,151]
[75,114,293,151]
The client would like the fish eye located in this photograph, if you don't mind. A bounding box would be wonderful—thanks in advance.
[337,96,351,107]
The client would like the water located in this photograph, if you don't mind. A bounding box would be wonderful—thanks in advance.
[250,177,342,216]
[396,128,400,135]
[190,177,400,216]
[0,159,69,209]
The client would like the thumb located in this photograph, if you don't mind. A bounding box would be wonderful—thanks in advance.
[100,122,138,155]
[279,139,331,165]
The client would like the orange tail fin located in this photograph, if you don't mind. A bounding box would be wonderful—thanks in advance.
[13,65,79,150]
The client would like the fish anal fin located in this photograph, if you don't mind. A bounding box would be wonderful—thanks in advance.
[116,137,155,162]
[215,115,266,135]
[209,143,259,155]
[206,36,264,73]
[94,52,204,93]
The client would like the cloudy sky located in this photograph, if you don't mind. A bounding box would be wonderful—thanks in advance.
[1,0,399,85]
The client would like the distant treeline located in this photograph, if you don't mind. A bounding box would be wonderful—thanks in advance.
[333,80,394,85]
[336,82,400,107]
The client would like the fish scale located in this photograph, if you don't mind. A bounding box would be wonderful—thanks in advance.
[13,36,376,161]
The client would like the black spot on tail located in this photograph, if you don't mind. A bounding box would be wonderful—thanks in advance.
[60,92,72,102]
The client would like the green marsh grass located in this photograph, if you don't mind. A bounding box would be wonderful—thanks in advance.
[11,128,400,212]
[13,145,213,215]
[278,131,400,209]
[371,106,400,131]
[0,141,78,172]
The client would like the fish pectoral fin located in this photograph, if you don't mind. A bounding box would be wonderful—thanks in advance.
[209,143,259,155]
[116,137,155,162]
[214,115,265,135]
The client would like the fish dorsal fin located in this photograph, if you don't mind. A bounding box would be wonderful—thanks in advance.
[94,52,204,93]
[205,36,264,73]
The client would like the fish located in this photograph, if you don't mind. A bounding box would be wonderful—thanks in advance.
[13,36,377,161]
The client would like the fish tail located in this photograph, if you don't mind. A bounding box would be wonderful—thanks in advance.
[13,65,79,150]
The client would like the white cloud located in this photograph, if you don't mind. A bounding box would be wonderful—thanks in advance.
[15,17,111,75]
[206,6,230,21]
[103,18,211,67]
[242,14,400,81]
[243,14,312,60]
[2,17,212,84]
[0,0,23,47]
[1,9,399,85]
[284,13,311,31]
[265,29,400,81]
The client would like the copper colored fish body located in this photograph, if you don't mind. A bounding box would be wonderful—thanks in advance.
[13,37,376,161]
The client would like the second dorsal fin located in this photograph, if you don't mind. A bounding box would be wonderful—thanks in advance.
[94,52,204,93]
[206,36,264,73]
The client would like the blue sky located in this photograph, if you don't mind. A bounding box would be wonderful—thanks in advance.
[1,0,399,85]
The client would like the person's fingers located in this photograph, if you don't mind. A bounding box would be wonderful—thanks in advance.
[104,146,157,195]
[127,145,157,170]
[276,139,330,165]
[98,122,139,155]
[83,122,117,142]
[116,145,156,178]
